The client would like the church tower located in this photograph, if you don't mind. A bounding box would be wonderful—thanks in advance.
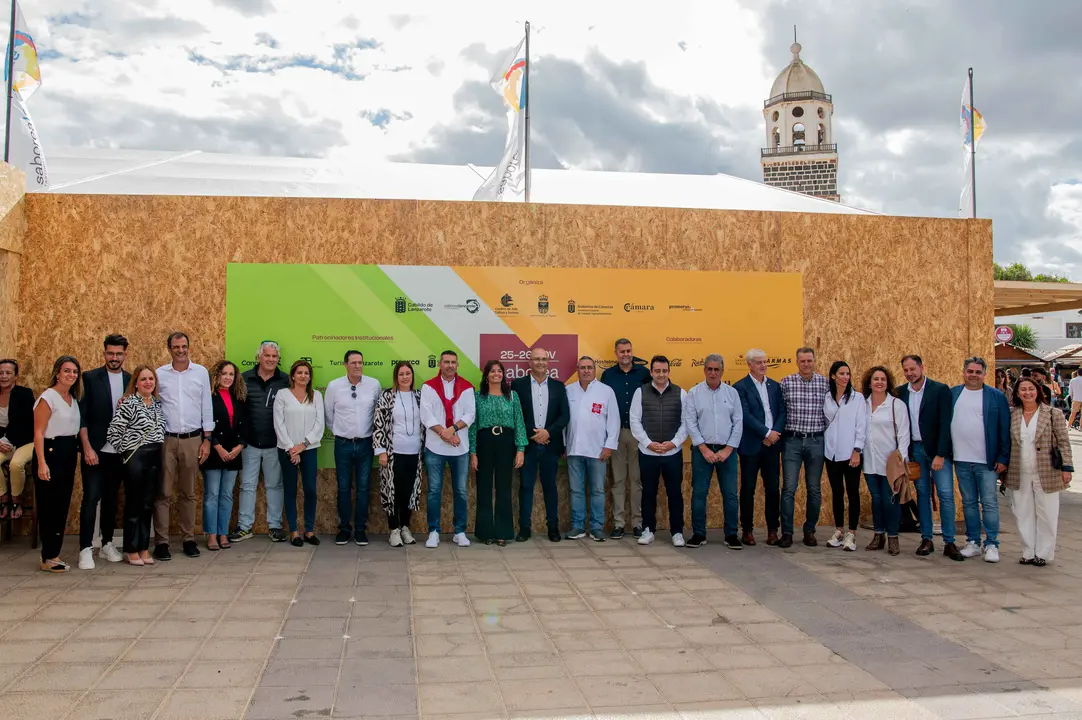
[761,38,839,202]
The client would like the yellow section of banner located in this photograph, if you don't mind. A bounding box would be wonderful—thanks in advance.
[454,266,803,386]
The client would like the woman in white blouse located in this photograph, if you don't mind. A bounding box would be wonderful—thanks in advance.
[273,360,325,547]
[33,356,83,572]
[823,361,866,552]
[861,365,909,556]
[374,361,425,547]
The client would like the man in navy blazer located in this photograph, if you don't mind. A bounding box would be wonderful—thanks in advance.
[950,356,1010,564]
[733,349,786,546]
[511,347,570,542]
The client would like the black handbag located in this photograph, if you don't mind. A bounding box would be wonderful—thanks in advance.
[1052,446,1064,470]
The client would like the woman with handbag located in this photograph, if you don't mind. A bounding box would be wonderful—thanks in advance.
[1006,377,1074,566]
[105,365,166,566]
[861,366,910,555]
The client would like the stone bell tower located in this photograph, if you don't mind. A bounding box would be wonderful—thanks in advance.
[760,37,839,202]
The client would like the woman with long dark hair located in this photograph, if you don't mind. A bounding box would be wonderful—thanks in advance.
[273,359,324,546]
[33,356,83,572]
[995,368,1011,396]
[823,361,865,551]
[202,360,247,551]
[861,365,909,556]
[374,361,425,547]
[469,360,526,546]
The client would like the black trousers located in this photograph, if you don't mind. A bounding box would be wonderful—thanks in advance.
[475,427,515,542]
[825,458,861,531]
[739,443,782,532]
[388,453,418,530]
[36,436,79,562]
[123,443,161,553]
[79,450,124,549]
[639,451,684,535]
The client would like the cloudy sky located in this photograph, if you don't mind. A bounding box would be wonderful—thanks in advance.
[20,0,1082,276]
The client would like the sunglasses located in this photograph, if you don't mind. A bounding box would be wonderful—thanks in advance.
[350,384,357,399]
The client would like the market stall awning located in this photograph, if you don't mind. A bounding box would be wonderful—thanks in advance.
[995,280,1082,315]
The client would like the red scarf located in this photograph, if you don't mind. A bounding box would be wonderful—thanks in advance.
[424,374,474,427]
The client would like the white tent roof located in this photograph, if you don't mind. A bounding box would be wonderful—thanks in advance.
[38,146,874,215]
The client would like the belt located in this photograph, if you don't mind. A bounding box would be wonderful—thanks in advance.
[704,443,725,451]
[784,430,824,439]
[481,426,512,436]
[165,429,203,440]
[335,435,372,442]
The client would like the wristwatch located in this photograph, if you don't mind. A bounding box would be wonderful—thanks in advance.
[302,439,310,448]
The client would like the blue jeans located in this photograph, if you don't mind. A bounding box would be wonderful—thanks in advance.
[334,437,373,533]
[238,446,283,532]
[865,473,900,536]
[912,441,956,544]
[519,445,560,534]
[954,461,1000,547]
[202,468,237,536]
[567,456,606,532]
[280,449,318,533]
[691,446,739,538]
[781,435,825,535]
[425,449,469,534]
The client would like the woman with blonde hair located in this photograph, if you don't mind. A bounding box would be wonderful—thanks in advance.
[202,360,247,551]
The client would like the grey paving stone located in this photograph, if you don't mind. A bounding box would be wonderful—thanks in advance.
[335,681,418,717]
[245,685,337,719]
[338,657,416,685]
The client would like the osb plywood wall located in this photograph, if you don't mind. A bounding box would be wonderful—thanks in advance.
[14,195,993,538]
[0,165,26,358]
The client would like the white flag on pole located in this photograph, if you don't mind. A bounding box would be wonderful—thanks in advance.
[6,0,42,100]
[473,35,527,202]
[958,75,985,218]
[9,87,48,190]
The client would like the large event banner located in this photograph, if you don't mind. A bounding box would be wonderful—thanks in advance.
[226,264,803,466]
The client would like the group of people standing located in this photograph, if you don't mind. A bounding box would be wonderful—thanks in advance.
[0,334,1073,573]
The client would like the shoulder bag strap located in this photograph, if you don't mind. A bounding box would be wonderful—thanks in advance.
[890,397,901,452]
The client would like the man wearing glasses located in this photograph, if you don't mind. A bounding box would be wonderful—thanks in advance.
[325,350,382,546]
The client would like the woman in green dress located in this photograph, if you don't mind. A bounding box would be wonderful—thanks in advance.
[470,360,527,546]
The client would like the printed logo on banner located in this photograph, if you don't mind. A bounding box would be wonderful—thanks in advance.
[466,299,480,314]
[428,355,438,369]
[623,302,655,313]
[669,358,683,367]
[537,295,549,314]
[735,354,793,369]
[567,299,576,314]
[668,304,701,312]
[390,359,421,366]
[501,294,514,307]
[394,297,433,313]
[479,333,578,382]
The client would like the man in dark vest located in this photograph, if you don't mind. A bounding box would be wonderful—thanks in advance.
[629,355,688,547]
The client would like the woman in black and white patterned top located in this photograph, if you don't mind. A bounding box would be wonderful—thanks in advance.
[106,365,166,566]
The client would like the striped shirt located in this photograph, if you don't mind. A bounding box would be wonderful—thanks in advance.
[780,373,829,434]
[106,394,166,453]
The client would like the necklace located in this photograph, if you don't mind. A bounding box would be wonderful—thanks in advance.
[397,391,416,436]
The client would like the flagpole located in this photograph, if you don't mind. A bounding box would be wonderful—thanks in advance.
[968,67,976,218]
[3,0,15,164]
[523,20,531,204]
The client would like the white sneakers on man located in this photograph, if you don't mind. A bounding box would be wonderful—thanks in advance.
[389,529,403,547]
[984,546,1000,563]
[99,542,123,563]
[960,540,982,558]
[672,533,685,548]
[452,532,471,547]
[400,527,416,545]
[426,531,440,548]
[637,529,655,545]
[78,547,95,570]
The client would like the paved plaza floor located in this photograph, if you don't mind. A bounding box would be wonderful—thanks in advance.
[4,473,1082,718]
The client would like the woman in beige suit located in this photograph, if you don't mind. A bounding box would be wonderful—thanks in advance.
[1006,377,1073,566]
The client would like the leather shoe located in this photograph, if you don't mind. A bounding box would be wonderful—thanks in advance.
[741,531,756,546]
[802,531,817,547]
[766,530,779,546]
[915,539,934,556]
[183,540,201,558]
[547,529,561,542]
[777,533,793,549]
[887,536,900,555]
[153,544,171,561]
[515,533,530,542]
[943,542,965,561]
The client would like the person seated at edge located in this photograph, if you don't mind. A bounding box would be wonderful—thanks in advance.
[202,360,246,551]
[0,359,34,521]
[105,365,166,566]
[273,359,325,547]
[374,361,425,547]
[470,359,526,546]
[34,356,83,572]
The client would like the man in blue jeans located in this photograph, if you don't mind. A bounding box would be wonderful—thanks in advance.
[950,356,1010,563]
[683,354,743,549]
[779,347,829,548]
[419,351,475,549]
[898,354,963,560]
[564,357,620,541]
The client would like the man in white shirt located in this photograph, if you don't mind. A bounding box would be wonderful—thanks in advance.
[564,356,620,541]
[154,332,213,561]
[683,354,743,549]
[325,350,382,546]
[1068,370,1082,430]
[630,355,688,547]
[419,350,475,548]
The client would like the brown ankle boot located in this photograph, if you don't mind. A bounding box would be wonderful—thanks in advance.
[865,533,885,551]
[887,536,900,555]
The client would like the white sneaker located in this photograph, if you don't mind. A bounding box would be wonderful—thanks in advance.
[984,545,1000,563]
[638,529,655,545]
[960,540,982,558]
[78,547,95,570]
[672,532,685,548]
[842,532,857,552]
[389,529,403,547]
[99,542,123,563]
[400,527,416,545]
[826,529,844,548]
[452,532,471,547]
[425,531,440,548]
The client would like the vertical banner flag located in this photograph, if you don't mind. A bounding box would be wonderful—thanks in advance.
[5,1,41,100]
[473,34,527,202]
[958,74,985,218]
[5,0,47,189]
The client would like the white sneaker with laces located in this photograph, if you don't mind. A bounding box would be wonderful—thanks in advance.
[400,527,416,545]
[637,529,655,545]
[826,529,844,548]
[425,531,440,548]
[960,540,982,558]
[842,531,857,552]
[452,532,471,547]
[78,547,95,570]
[99,542,123,563]
[389,529,403,547]
[672,532,685,547]
[984,545,1000,563]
